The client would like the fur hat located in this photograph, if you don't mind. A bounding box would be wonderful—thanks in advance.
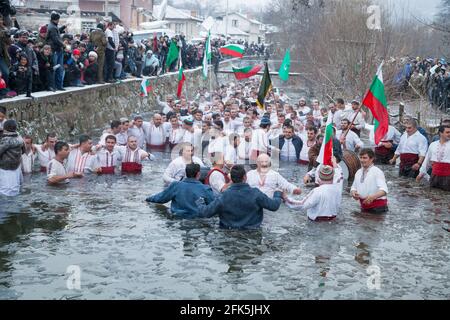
[88,51,98,59]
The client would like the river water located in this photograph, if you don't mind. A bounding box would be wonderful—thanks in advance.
[0,150,449,299]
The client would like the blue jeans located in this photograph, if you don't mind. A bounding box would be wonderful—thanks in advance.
[52,51,65,89]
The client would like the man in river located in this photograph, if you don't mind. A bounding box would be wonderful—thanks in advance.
[416,124,450,191]
[246,153,301,198]
[389,119,428,178]
[116,135,154,174]
[66,134,97,174]
[146,163,216,218]
[163,143,204,185]
[0,120,25,196]
[34,133,57,172]
[351,148,389,213]
[197,165,283,229]
[47,141,83,184]
[284,164,343,221]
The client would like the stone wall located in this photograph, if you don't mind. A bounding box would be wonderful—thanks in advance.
[0,62,230,142]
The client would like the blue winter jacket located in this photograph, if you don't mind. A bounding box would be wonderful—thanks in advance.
[146,178,216,218]
[198,183,282,230]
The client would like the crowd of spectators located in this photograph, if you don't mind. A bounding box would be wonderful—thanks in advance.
[0,11,268,100]
[395,57,450,113]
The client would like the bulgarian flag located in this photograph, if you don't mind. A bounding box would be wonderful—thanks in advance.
[232,64,263,80]
[177,67,186,98]
[219,44,245,58]
[362,62,389,144]
[140,78,152,97]
[317,114,333,166]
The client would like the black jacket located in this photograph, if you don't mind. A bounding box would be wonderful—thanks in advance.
[0,132,24,170]
[84,61,98,85]
[46,21,65,52]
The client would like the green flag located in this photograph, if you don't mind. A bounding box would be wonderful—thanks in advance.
[256,62,272,110]
[202,31,211,79]
[278,49,290,81]
[166,40,179,68]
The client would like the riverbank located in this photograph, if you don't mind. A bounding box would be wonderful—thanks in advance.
[0,59,238,141]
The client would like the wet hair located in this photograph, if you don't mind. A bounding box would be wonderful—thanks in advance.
[230,165,246,183]
[283,119,293,127]
[79,134,91,145]
[105,135,117,142]
[185,163,200,178]
[359,148,375,159]
[336,98,344,105]
[54,141,69,155]
[0,106,6,115]
[283,124,294,132]
[111,120,121,130]
[46,132,57,141]
[438,124,450,133]
[405,119,418,128]
[306,126,318,134]
[213,120,224,130]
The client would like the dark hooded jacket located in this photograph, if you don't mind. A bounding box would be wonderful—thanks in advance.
[0,132,25,170]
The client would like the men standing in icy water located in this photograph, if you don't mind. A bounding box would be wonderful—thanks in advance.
[146,163,215,218]
[0,120,24,196]
[197,165,283,229]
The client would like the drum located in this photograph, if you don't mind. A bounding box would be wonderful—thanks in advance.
[340,150,361,181]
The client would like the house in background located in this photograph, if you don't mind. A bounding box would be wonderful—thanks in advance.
[22,0,153,30]
[152,4,202,40]
[215,12,265,44]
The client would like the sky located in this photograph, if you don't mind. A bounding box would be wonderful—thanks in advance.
[225,0,441,20]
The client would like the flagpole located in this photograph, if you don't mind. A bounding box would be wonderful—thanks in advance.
[208,32,212,96]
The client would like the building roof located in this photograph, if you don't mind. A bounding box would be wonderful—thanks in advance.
[17,8,122,23]
[216,12,263,26]
[153,4,203,22]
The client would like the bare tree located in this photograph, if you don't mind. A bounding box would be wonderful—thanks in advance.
[263,0,443,102]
